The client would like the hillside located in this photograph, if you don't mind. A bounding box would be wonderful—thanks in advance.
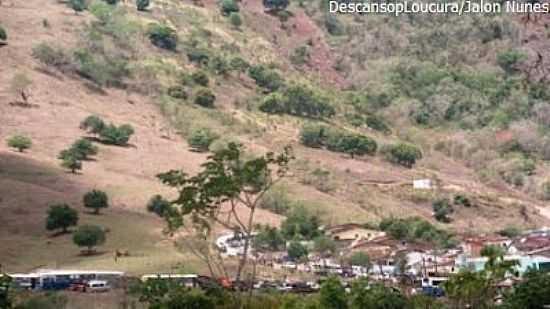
[2,0,550,276]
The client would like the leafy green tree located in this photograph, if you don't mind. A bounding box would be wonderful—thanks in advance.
[136,0,150,11]
[70,138,98,160]
[73,224,106,254]
[220,0,239,15]
[191,70,209,86]
[7,135,32,152]
[99,124,134,146]
[46,204,79,234]
[382,143,423,168]
[287,241,308,261]
[313,235,337,258]
[263,0,289,11]
[337,134,377,158]
[350,280,406,309]
[229,12,242,28]
[0,25,7,41]
[194,88,216,108]
[281,206,321,240]
[187,128,218,152]
[248,65,283,92]
[503,269,550,309]
[319,276,347,309]
[157,143,292,284]
[69,0,87,14]
[300,124,326,148]
[147,24,177,51]
[80,115,106,135]
[146,195,172,217]
[258,185,291,215]
[254,224,285,251]
[83,189,109,214]
[349,252,370,268]
[61,154,82,173]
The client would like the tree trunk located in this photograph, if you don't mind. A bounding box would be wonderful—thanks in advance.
[234,204,256,288]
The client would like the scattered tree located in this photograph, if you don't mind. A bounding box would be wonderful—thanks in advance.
[69,138,98,160]
[349,252,370,268]
[46,204,79,234]
[432,198,453,223]
[381,143,423,168]
[220,0,239,16]
[61,155,82,174]
[146,194,172,217]
[83,189,109,214]
[319,276,347,309]
[313,235,337,258]
[80,115,106,136]
[191,70,209,86]
[100,124,134,146]
[7,135,32,152]
[254,224,285,252]
[73,224,106,254]
[287,241,308,261]
[229,12,242,29]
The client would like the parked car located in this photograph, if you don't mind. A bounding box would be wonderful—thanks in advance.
[68,281,87,292]
[87,280,110,293]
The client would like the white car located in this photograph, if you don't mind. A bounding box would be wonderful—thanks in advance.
[86,280,110,293]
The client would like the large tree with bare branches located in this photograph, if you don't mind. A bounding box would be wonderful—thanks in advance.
[155,142,293,285]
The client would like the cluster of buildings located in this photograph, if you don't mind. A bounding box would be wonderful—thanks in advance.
[216,223,550,292]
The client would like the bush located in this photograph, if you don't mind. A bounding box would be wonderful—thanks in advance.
[70,138,98,160]
[366,115,391,133]
[136,0,150,11]
[300,124,326,148]
[7,135,32,152]
[248,65,283,92]
[99,124,134,145]
[147,24,177,51]
[32,43,71,71]
[61,154,82,173]
[83,190,109,214]
[69,0,87,13]
[349,252,370,267]
[498,226,521,238]
[334,134,377,158]
[281,206,321,240]
[229,12,242,28]
[187,128,218,152]
[0,25,6,41]
[208,56,230,75]
[454,194,472,207]
[379,217,455,247]
[194,88,216,108]
[186,47,210,65]
[73,49,129,87]
[254,224,285,251]
[80,115,106,135]
[432,198,453,223]
[146,195,172,217]
[46,204,79,233]
[287,241,308,261]
[259,85,335,119]
[220,0,239,15]
[382,143,423,168]
[167,85,188,99]
[263,0,289,11]
[497,49,526,75]
[191,70,209,86]
[73,224,106,254]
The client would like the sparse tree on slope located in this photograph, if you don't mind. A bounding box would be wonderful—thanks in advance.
[73,224,106,255]
[7,135,32,152]
[83,189,109,214]
[46,204,79,234]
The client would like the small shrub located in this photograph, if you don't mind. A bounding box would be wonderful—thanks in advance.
[498,226,521,238]
[7,135,32,152]
[147,24,177,51]
[100,124,135,146]
[32,43,71,71]
[136,0,150,11]
[70,138,98,160]
[187,128,218,152]
[287,241,308,261]
[191,70,209,86]
[0,25,6,41]
[146,195,172,217]
[381,143,423,168]
[61,154,82,173]
[433,198,453,223]
[69,0,87,14]
[248,65,283,92]
[220,0,239,16]
[229,12,242,28]
[167,85,188,99]
[290,46,309,66]
[300,124,326,148]
[194,88,216,108]
[497,49,526,75]
[186,47,210,65]
[80,115,106,135]
[453,194,472,207]
[366,115,391,133]
[302,168,335,193]
[258,185,292,215]
[208,56,230,75]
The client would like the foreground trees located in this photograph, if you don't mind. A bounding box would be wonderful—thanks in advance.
[155,143,293,284]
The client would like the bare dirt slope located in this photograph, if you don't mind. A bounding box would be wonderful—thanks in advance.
[0,0,280,274]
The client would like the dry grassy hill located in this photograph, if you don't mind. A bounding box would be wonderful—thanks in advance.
[1,0,550,275]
